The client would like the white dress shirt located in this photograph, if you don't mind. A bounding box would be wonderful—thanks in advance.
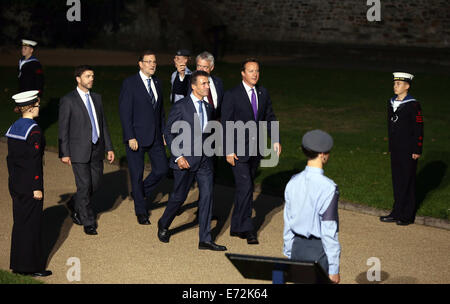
[76,86,100,137]
[242,81,258,110]
[139,70,158,101]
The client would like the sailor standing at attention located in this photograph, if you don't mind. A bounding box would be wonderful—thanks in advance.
[380,72,423,226]
[6,90,52,277]
[18,39,44,97]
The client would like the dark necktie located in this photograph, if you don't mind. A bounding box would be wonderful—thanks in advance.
[147,78,156,108]
[207,88,214,108]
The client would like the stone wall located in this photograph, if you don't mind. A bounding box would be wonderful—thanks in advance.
[201,0,449,49]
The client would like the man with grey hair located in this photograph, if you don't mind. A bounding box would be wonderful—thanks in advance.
[195,51,224,120]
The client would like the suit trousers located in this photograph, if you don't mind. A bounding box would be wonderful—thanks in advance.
[71,143,104,227]
[126,141,168,216]
[230,156,260,233]
[291,236,329,274]
[390,151,418,222]
[159,157,213,243]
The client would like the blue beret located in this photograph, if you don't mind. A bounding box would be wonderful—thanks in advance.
[302,130,333,152]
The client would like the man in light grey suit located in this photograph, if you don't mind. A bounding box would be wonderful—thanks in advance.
[58,65,115,235]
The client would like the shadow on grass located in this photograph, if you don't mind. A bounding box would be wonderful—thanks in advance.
[416,155,448,212]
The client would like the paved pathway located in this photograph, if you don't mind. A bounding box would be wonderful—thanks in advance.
[0,141,448,284]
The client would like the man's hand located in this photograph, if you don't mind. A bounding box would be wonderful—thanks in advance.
[33,190,43,200]
[177,156,190,170]
[163,135,167,146]
[273,142,282,157]
[226,153,239,166]
[329,274,340,284]
[107,151,115,164]
[175,62,186,78]
[61,157,71,166]
[129,138,138,151]
[412,154,421,160]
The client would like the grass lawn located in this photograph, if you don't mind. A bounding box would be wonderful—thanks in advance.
[0,269,43,284]
[0,63,448,220]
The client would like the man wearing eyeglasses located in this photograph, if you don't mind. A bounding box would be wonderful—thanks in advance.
[119,50,168,226]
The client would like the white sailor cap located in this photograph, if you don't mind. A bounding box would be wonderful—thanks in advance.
[393,72,414,83]
[22,39,37,47]
[12,90,40,106]
[302,129,334,153]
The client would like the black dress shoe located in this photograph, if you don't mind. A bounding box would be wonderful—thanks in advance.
[198,241,227,251]
[66,201,82,226]
[246,232,259,245]
[31,270,53,277]
[380,215,396,223]
[70,212,82,226]
[137,214,151,225]
[13,270,53,277]
[84,225,98,235]
[157,220,170,243]
[396,220,412,226]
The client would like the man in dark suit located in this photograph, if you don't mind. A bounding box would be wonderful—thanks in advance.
[59,65,115,235]
[195,51,224,120]
[221,58,281,245]
[157,70,227,251]
[119,51,168,225]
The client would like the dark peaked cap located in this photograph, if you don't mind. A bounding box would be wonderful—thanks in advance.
[302,129,334,153]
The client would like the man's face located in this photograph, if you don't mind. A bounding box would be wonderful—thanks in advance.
[241,62,259,87]
[393,80,409,96]
[196,58,214,74]
[139,54,157,77]
[21,46,33,58]
[77,70,94,90]
[191,75,210,98]
[174,55,189,66]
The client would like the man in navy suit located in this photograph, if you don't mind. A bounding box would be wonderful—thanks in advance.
[195,51,224,120]
[119,50,168,225]
[221,58,282,245]
[157,70,227,251]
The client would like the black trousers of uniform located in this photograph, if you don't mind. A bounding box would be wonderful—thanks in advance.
[291,236,329,274]
[71,144,104,227]
[230,156,260,234]
[390,151,418,222]
[10,191,45,272]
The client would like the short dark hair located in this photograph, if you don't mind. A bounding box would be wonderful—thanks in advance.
[241,58,259,72]
[301,145,320,160]
[74,65,93,78]
[139,50,156,62]
[191,70,210,85]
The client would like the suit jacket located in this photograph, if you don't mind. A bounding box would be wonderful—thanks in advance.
[119,73,165,146]
[221,82,278,162]
[187,75,224,120]
[164,96,214,171]
[58,90,113,163]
